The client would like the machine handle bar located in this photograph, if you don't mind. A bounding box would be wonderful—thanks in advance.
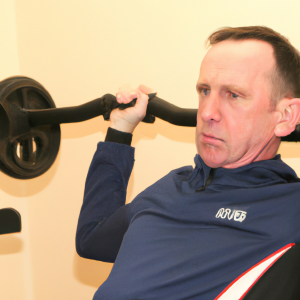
[24,94,197,127]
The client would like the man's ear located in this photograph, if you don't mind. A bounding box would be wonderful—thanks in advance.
[274,98,300,137]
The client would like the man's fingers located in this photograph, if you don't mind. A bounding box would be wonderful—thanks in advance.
[115,84,156,116]
[116,90,138,104]
[116,85,155,104]
[135,89,149,107]
[111,84,156,133]
[135,85,157,114]
[138,84,156,95]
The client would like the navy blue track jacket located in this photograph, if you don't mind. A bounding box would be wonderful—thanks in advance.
[76,135,300,300]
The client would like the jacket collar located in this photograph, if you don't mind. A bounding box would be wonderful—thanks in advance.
[179,154,298,193]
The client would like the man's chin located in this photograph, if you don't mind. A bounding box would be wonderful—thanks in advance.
[198,148,229,169]
[202,158,227,169]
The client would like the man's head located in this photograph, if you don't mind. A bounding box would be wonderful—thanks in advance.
[207,26,300,106]
[195,26,300,169]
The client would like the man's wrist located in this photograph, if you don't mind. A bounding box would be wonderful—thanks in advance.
[110,121,135,134]
[105,127,133,146]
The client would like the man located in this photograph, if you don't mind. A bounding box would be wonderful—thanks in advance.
[76,26,300,299]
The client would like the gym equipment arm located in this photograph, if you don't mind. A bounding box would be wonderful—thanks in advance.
[23,94,197,127]
[0,76,298,179]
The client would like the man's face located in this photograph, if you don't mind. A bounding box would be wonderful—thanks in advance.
[196,39,279,169]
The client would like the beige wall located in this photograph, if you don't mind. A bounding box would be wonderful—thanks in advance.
[1,0,300,299]
[0,1,34,300]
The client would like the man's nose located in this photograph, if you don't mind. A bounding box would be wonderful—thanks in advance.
[199,93,222,122]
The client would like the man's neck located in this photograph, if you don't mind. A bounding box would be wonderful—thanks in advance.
[222,135,281,169]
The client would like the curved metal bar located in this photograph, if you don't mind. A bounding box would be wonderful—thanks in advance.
[25,94,115,126]
[146,97,197,127]
[23,94,198,127]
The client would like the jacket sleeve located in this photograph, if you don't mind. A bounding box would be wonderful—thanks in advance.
[76,141,134,263]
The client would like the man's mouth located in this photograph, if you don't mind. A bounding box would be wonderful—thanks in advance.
[202,133,223,140]
[201,133,224,143]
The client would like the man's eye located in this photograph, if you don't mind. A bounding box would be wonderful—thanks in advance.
[202,88,210,96]
[226,92,238,99]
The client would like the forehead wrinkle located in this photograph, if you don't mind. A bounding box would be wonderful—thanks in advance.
[206,39,275,65]
[199,51,274,98]
[198,65,252,92]
[200,39,275,80]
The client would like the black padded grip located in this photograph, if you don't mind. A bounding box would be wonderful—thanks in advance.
[25,94,117,126]
[147,96,197,127]
[25,93,197,127]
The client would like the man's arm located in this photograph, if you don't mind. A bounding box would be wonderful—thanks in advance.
[76,85,154,263]
[76,132,134,263]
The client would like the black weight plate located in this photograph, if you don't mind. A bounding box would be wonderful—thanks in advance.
[0,76,60,179]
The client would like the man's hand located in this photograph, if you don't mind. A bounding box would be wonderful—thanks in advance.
[110,85,155,133]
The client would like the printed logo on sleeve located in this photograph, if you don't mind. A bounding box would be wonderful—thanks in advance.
[215,208,247,222]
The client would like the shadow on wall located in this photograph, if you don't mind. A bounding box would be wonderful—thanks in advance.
[73,252,112,288]
[0,149,61,197]
[61,113,196,145]
[60,117,107,140]
[0,234,23,254]
[135,118,196,145]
